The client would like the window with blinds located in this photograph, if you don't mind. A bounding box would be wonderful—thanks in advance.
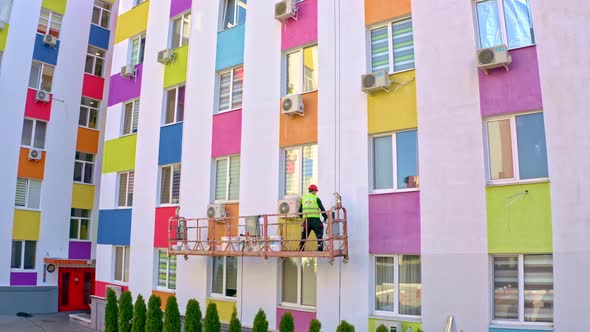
[37,8,62,38]
[15,178,41,209]
[214,156,240,201]
[369,18,415,73]
[0,0,13,24]
[118,171,134,207]
[157,250,176,290]
[217,67,243,113]
[160,164,181,205]
[122,100,140,135]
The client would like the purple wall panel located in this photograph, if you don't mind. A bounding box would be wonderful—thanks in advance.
[170,0,192,18]
[479,46,543,117]
[69,241,92,259]
[211,109,242,158]
[369,191,421,254]
[281,0,318,50]
[276,308,316,332]
[10,272,37,286]
[107,64,143,106]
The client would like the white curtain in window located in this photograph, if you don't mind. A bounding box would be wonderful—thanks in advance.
[302,145,317,193]
[503,0,534,48]
[375,256,394,311]
[282,257,298,303]
[301,258,317,306]
[476,0,502,48]
[399,255,421,315]
[212,256,224,294]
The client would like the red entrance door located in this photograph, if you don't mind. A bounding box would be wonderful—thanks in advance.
[58,268,95,311]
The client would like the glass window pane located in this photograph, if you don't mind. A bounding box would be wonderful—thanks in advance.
[84,163,94,184]
[94,57,104,77]
[89,109,98,129]
[223,0,236,29]
[131,37,140,65]
[215,159,228,200]
[476,0,502,48]
[29,62,41,89]
[101,10,110,28]
[79,107,89,126]
[218,72,231,112]
[160,167,171,204]
[494,256,519,320]
[33,121,47,149]
[70,219,79,239]
[80,219,89,240]
[503,0,534,49]
[228,156,240,201]
[23,241,36,269]
[85,55,94,75]
[231,67,243,110]
[132,100,140,133]
[165,89,177,124]
[524,255,553,323]
[21,119,33,146]
[375,256,394,312]
[168,255,176,290]
[236,0,247,26]
[487,119,514,180]
[127,171,134,206]
[15,178,27,207]
[302,145,318,193]
[73,162,83,182]
[302,46,318,92]
[286,51,302,95]
[399,255,421,315]
[182,13,191,46]
[172,164,181,204]
[370,26,390,72]
[301,258,317,306]
[11,241,23,269]
[115,247,123,281]
[92,7,101,25]
[374,136,393,190]
[177,86,185,122]
[158,250,168,288]
[27,180,41,209]
[118,173,128,206]
[139,36,146,64]
[516,113,548,179]
[171,18,181,49]
[284,149,300,196]
[212,256,224,294]
[41,64,54,92]
[392,19,415,72]
[282,257,298,304]
[397,131,418,189]
[225,257,237,297]
[124,247,130,282]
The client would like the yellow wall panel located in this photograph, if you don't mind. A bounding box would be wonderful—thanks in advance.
[368,70,417,134]
[163,45,188,88]
[42,0,67,14]
[13,210,41,241]
[72,183,95,210]
[0,24,8,51]
[115,1,150,44]
[206,298,236,323]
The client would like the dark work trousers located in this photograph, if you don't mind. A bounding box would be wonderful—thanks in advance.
[300,218,324,251]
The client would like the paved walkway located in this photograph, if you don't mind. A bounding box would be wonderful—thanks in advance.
[0,312,93,332]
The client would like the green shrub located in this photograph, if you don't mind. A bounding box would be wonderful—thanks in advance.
[131,294,146,332]
[336,320,355,332]
[118,291,133,332]
[184,299,202,332]
[227,306,241,332]
[278,311,294,332]
[252,309,268,332]
[204,303,221,332]
[376,324,388,332]
[146,295,163,332]
[309,319,321,332]
[164,296,181,332]
[105,288,119,332]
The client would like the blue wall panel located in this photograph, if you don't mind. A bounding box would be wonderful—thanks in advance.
[32,34,60,65]
[89,24,110,50]
[215,24,245,71]
[158,123,183,165]
[97,209,132,245]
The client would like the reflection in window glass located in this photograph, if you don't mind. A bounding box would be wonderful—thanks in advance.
[494,256,519,320]
[476,0,502,48]
[503,0,534,49]
[375,256,394,312]
[524,255,553,323]
[516,113,548,179]
[397,131,418,189]
[286,51,302,95]
[281,257,298,304]
[303,46,318,92]
[399,255,421,315]
[487,119,514,180]
[284,149,300,196]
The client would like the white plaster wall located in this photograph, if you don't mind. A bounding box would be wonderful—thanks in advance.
[531,2,590,330]
[118,0,133,18]
[105,105,123,141]
[110,41,128,76]
[95,244,113,282]
[127,0,169,298]
[0,0,41,285]
[99,173,117,210]
[412,1,489,331]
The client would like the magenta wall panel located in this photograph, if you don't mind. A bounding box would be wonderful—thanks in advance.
[108,64,143,106]
[24,88,52,121]
[211,109,242,158]
[276,308,316,332]
[479,46,543,117]
[369,191,420,254]
[170,0,191,17]
[10,272,37,286]
[69,241,92,259]
[154,206,178,248]
[281,0,318,50]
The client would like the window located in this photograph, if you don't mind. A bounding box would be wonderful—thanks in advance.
[85,46,106,77]
[37,8,62,37]
[133,0,146,6]
[286,45,318,95]
[118,171,134,207]
[281,257,316,307]
[157,250,177,290]
[122,99,140,135]
[11,241,36,270]
[211,256,237,297]
[21,119,47,149]
[79,97,100,129]
[129,33,146,66]
[70,209,90,240]
[373,255,421,316]
[475,0,534,49]
[214,155,240,201]
[92,0,111,29]
[0,0,14,24]
[217,67,243,113]
[485,112,548,183]
[74,152,95,184]
[170,12,191,48]
[114,246,130,282]
[160,164,181,205]
[283,145,317,196]
[369,18,415,73]
[15,178,41,209]
[221,0,247,30]
[493,255,553,323]
[164,85,185,125]
[28,61,55,92]
[371,130,419,192]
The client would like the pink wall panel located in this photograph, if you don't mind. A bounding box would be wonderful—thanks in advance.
[276,308,316,332]
[154,206,178,248]
[82,73,105,100]
[211,109,242,158]
[479,46,543,117]
[95,280,129,298]
[24,88,52,121]
[281,0,318,50]
[369,191,420,254]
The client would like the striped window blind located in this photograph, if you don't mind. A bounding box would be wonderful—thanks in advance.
[15,178,27,207]
[132,100,139,133]
[231,67,243,110]
[218,67,244,113]
[228,156,240,201]
[160,166,171,204]
[215,156,240,201]
[370,26,389,72]
[218,72,231,112]
[215,159,228,201]
[158,250,176,290]
[524,255,553,322]
[171,164,181,204]
[0,0,13,23]
[118,171,134,207]
[15,178,41,209]
[392,19,415,72]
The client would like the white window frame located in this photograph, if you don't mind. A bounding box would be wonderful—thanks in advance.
[74,152,95,185]
[369,130,419,194]
[133,0,146,7]
[284,44,318,96]
[121,99,140,136]
[490,254,554,327]
[210,256,238,299]
[29,61,55,92]
[37,8,62,38]
[70,209,91,241]
[483,111,548,185]
[85,45,106,77]
[159,163,181,206]
[220,0,247,31]
[368,16,415,74]
[155,249,177,291]
[163,85,185,125]
[279,257,317,309]
[11,240,37,271]
[128,33,146,66]
[169,11,191,49]
[216,66,243,114]
[113,246,130,283]
[213,155,240,203]
[282,144,318,197]
[473,0,535,50]
[117,171,134,207]
[21,118,47,150]
[79,97,100,130]
[92,0,111,29]
[371,255,422,319]
[15,178,41,210]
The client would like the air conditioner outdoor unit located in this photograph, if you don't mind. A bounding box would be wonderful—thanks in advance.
[275,0,296,21]
[120,64,136,79]
[35,90,50,103]
[105,285,122,299]
[278,197,301,217]
[207,203,226,219]
[157,49,176,64]
[361,69,391,93]
[43,34,57,47]
[477,44,511,74]
[28,148,42,161]
[281,94,303,116]
[373,320,402,332]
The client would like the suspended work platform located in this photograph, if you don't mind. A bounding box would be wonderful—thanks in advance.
[168,207,349,263]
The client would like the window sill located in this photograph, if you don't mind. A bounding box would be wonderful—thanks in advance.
[489,322,553,330]
[11,268,37,272]
[84,72,105,79]
[386,68,416,76]
[90,23,110,31]
[161,121,183,128]
[278,303,316,313]
[69,239,92,242]
[154,288,176,294]
[21,145,46,152]
[214,108,242,116]
[157,204,180,208]
[15,207,41,212]
[369,314,421,323]
[217,24,245,33]
[507,43,536,52]
[79,126,100,132]
[119,132,138,138]
[73,182,95,186]
[116,205,133,209]
[283,89,318,99]
[208,295,237,302]
[370,188,419,195]
[110,280,129,286]
[486,178,549,188]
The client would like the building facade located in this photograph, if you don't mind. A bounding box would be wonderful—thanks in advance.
[0,0,115,314]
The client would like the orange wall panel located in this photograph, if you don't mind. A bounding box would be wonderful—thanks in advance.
[365,0,411,26]
[209,203,240,242]
[152,290,175,310]
[279,91,318,148]
[76,127,100,154]
[17,148,45,180]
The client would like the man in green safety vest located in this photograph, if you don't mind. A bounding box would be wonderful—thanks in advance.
[299,184,328,251]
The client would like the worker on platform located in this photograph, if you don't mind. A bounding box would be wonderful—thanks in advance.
[299,184,328,251]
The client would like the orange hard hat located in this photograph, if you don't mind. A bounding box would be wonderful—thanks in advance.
[308,184,318,191]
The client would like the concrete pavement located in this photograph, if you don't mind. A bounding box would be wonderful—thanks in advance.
[0,312,93,332]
